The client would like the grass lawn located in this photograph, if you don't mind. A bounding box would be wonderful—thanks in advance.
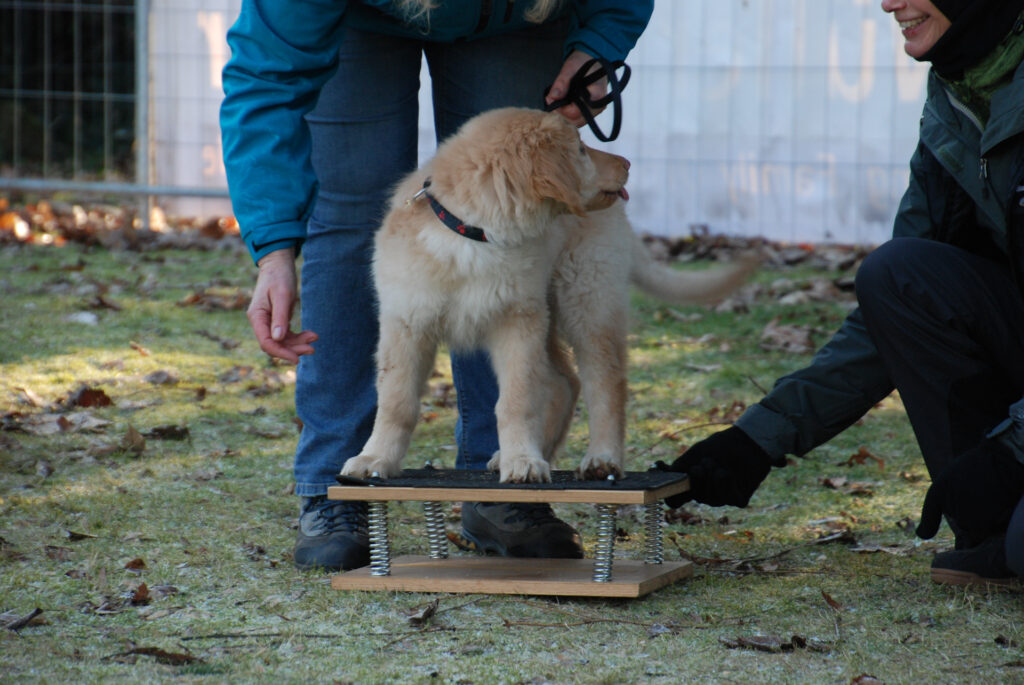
[1,231,1022,684]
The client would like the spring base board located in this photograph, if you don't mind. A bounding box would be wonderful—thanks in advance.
[331,555,692,598]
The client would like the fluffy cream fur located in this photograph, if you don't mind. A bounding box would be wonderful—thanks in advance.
[340,107,755,483]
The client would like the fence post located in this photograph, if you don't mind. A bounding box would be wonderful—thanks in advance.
[135,0,151,229]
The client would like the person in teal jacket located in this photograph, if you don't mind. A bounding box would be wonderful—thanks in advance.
[663,0,1024,586]
[220,0,653,572]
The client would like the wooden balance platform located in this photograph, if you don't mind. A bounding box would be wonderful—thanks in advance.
[326,468,692,598]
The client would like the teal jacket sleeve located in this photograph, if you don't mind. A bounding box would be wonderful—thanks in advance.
[220,0,348,263]
[568,1,653,61]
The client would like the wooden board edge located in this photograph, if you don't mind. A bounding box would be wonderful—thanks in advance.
[327,478,689,505]
[329,556,693,598]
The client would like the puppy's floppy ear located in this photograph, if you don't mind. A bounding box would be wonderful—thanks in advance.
[530,121,587,216]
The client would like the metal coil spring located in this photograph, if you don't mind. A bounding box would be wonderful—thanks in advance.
[643,500,665,564]
[592,503,617,583]
[368,500,392,576]
[423,501,449,559]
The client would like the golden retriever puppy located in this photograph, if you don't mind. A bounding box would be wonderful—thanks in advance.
[341,107,752,483]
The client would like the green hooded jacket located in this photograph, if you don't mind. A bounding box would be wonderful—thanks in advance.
[735,59,1024,465]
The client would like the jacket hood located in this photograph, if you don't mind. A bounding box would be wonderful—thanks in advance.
[923,1,1024,78]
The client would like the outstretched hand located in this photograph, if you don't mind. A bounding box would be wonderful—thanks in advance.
[657,426,773,509]
[247,248,318,364]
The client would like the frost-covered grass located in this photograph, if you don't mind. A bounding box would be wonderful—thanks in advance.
[2,240,1022,684]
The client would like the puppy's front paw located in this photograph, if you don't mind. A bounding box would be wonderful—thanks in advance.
[486,451,501,472]
[500,453,552,483]
[340,454,402,479]
[577,454,624,481]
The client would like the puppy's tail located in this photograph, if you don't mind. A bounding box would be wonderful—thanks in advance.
[629,234,759,306]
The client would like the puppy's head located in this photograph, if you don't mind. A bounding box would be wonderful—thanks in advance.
[429,108,629,237]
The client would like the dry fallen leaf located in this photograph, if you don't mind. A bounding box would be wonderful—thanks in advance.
[407,598,440,627]
[130,583,151,605]
[143,424,190,441]
[850,675,884,685]
[16,387,45,407]
[65,529,98,541]
[219,365,255,383]
[144,370,180,385]
[121,425,146,455]
[821,590,842,611]
[2,608,44,632]
[129,341,151,356]
[44,545,72,561]
[760,317,816,354]
[105,646,201,665]
[15,411,112,436]
[719,633,831,654]
[67,386,113,408]
[124,557,147,571]
[837,446,885,470]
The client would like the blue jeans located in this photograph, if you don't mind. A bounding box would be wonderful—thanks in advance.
[294,22,569,496]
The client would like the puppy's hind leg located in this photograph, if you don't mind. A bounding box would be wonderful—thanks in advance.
[567,303,628,480]
[341,317,436,479]
[542,312,580,461]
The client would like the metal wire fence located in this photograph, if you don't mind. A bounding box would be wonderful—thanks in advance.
[0,0,228,216]
[0,1,929,243]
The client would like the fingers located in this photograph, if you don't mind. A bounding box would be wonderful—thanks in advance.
[554,103,587,128]
[247,247,317,364]
[915,484,944,539]
[249,306,316,364]
[545,49,607,128]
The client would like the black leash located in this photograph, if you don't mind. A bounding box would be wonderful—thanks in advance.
[543,57,630,142]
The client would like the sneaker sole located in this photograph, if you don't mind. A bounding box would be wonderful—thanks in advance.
[930,567,1020,587]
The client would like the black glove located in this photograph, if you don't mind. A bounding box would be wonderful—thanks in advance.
[657,426,773,508]
[916,438,1024,547]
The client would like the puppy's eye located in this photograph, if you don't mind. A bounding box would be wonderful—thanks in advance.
[579,144,586,155]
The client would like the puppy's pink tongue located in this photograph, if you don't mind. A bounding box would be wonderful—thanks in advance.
[618,188,629,201]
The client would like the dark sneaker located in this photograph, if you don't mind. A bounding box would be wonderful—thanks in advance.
[931,535,1019,586]
[461,501,583,558]
[294,496,369,572]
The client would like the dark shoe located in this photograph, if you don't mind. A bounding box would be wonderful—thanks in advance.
[294,496,369,572]
[930,536,1019,586]
[461,501,583,558]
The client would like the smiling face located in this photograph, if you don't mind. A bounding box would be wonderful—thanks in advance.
[881,0,952,58]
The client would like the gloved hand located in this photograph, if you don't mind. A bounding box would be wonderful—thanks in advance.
[656,426,773,508]
[916,438,1024,547]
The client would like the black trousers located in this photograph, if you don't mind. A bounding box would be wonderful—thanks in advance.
[855,237,1024,573]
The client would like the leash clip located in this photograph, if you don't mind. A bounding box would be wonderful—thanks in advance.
[407,179,431,205]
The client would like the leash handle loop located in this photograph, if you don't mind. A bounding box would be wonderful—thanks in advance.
[543,57,630,142]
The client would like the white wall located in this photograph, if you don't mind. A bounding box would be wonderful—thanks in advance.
[150,0,236,219]
[153,0,930,245]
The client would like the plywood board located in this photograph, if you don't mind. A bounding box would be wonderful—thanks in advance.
[331,555,692,598]
[327,481,687,505]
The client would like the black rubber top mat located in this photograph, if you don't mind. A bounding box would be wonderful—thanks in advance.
[335,468,685,491]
